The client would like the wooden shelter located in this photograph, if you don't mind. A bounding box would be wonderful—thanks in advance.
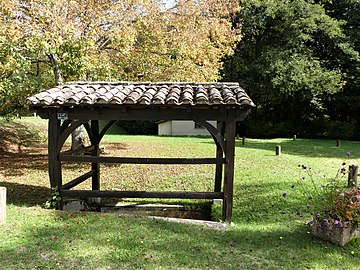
[27,81,255,223]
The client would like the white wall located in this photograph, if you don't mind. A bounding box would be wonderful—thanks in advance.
[158,120,217,136]
[158,121,172,135]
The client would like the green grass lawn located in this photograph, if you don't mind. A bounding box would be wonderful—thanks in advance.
[0,117,360,269]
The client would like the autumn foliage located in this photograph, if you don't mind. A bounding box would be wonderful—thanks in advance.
[0,0,240,115]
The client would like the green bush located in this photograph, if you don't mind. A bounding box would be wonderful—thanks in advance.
[241,119,295,138]
[116,120,157,135]
[241,118,359,140]
[320,121,358,140]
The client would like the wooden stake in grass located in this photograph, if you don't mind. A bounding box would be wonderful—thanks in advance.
[242,137,246,145]
[336,139,341,147]
[348,165,358,188]
[276,145,281,156]
[0,187,6,225]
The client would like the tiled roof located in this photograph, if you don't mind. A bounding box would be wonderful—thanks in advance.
[27,81,255,107]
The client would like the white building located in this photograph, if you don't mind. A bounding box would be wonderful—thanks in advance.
[158,120,217,136]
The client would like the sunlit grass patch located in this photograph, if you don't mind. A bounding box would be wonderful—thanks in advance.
[1,117,360,269]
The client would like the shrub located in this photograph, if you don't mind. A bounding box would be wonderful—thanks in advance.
[116,120,157,135]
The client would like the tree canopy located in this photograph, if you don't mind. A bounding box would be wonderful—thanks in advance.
[0,0,240,116]
[223,0,360,138]
[2,0,359,139]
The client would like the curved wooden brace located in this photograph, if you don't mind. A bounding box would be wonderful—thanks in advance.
[99,120,118,143]
[194,120,225,154]
[236,108,252,121]
[58,120,89,150]
[59,120,72,135]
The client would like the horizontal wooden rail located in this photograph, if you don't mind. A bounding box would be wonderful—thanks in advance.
[62,170,96,190]
[59,155,225,165]
[61,190,224,199]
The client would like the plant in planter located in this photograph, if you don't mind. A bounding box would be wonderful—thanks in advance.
[283,162,360,246]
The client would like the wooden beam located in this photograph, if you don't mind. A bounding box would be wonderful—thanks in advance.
[62,170,96,190]
[58,120,88,150]
[59,155,225,165]
[223,110,236,223]
[43,107,229,121]
[61,190,224,199]
[91,120,100,190]
[35,110,49,119]
[215,121,225,192]
[195,120,225,152]
[235,108,252,121]
[59,120,72,135]
[34,106,253,122]
[48,109,62,189]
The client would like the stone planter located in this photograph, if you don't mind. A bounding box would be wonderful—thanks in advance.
[308,219,359,246]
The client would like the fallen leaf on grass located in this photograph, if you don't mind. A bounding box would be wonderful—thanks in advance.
[144,253,154,260]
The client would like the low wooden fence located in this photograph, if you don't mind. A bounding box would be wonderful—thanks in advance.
[348,165,359,188]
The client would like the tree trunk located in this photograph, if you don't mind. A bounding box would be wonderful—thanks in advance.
[71,126,85,152]
[48,53,85,151]
[48,53,64,85]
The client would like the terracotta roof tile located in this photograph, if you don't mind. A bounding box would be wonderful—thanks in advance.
[27,81,255,108]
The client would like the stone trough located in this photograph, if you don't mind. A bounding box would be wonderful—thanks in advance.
[62,199,229,230]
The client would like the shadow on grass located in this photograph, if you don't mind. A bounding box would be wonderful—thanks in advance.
[235,138,360,159]
[0,150,48,177]
[1,208,358,269]
[0,120,46,154]
[0,182,50,206]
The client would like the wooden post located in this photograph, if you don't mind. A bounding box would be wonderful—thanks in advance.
[48,111,62,187]
[276,145,281,156]
[91,120,100,190]
[0,187,6,224]
[242,137,246,145]
[293,135,296,141]
[336,139,341,147]
[214,122,225,192]
[48,110,62,209]
[348,165,358,188]
[91,120,101,204]
[223,110,236,223]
